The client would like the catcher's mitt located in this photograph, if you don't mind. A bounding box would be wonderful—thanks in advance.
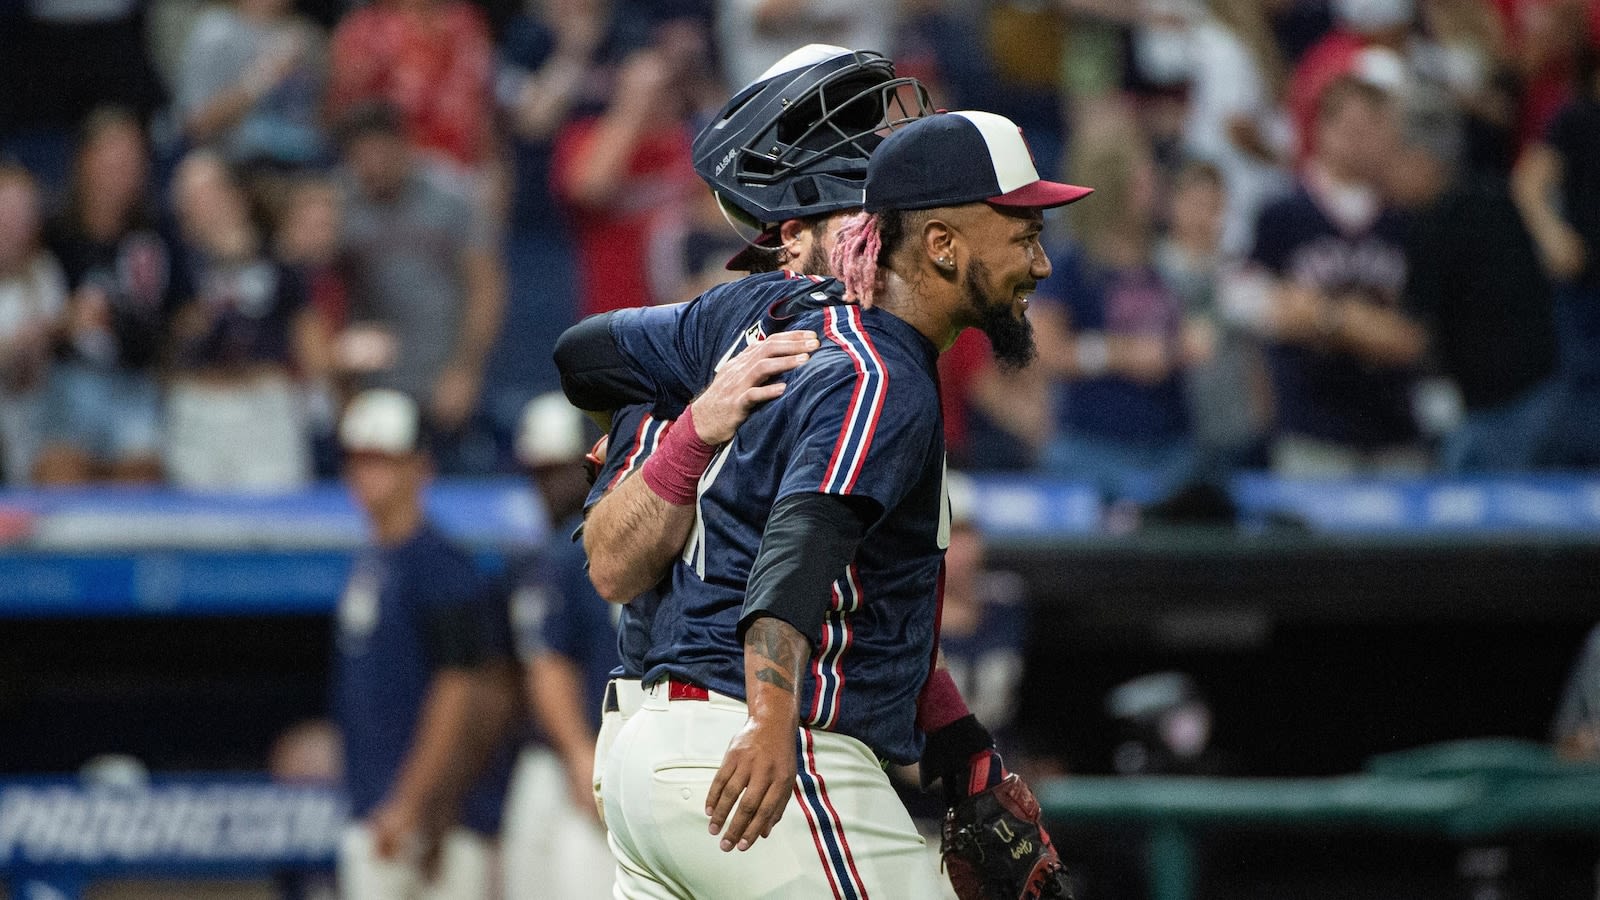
[941,754,1072,900]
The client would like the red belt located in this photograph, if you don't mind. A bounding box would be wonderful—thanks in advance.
[667,680,709,701]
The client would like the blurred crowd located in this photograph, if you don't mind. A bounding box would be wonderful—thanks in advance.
[1,0,1598,499]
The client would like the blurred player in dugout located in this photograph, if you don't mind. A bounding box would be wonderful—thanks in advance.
[334,388,519,899]
[502,391,620,900]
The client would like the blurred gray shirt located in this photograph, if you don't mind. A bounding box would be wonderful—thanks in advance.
[175,8,327,166]
[1155,238,1267,456]
[338,167,490,400]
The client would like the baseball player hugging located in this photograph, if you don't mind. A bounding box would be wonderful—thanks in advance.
[557,104,1089,900]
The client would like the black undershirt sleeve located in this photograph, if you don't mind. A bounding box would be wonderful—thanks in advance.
[553,312,653,412]
[738,492,878,648]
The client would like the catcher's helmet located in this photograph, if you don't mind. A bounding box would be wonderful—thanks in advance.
[694,44,931,226]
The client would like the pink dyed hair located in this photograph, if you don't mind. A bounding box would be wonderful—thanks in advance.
[828,212,883,307]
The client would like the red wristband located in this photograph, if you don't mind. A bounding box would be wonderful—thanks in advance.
[640,406,718,505]
[916,668,972,734]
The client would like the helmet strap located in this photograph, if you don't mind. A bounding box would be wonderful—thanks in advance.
[714,190,777,253]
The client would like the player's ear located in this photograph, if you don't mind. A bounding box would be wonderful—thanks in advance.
[778,218,809,266]
[779,218,809,246]
[921,217,955,276]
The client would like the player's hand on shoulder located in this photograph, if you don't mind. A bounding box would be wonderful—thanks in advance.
[691,330,819,445]
[704,716,798,852]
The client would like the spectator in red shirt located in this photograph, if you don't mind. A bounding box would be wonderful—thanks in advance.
[941,328,1054,471]
[1493,0,1597,153]
[550,22,708,317]
[327,0,495,170]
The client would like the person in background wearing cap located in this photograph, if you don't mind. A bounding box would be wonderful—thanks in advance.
[500,392,618,900]
[1226,75,1429,476]
[1286,0,1416,168]
[1070,673,1232,900]
[334,388,518,900]
[1105,672,1226,777]
[589,109,1086,898]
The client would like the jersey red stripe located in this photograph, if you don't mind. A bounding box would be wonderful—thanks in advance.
[808,590,840,724]
[838,307,888,495]
[820,307,872,493]
[609,415,655,489]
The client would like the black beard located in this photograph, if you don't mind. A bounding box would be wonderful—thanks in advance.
[801,235,830,277]
[964,263,1037,371]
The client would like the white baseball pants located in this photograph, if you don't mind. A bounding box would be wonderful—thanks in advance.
[601,680,940,899]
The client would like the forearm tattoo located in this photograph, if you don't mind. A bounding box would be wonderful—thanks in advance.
[746,617,806,695]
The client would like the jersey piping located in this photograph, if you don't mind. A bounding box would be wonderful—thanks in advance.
[820,305,889,495]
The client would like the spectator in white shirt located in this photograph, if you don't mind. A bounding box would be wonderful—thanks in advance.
[1182,0,1295,256]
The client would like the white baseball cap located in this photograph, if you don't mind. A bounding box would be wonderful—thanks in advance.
[340,389,424,455]
[516,392,588,467]
[1353,46,1408,93]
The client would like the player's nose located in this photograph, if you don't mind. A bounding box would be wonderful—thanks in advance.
[1031,251,1053,281]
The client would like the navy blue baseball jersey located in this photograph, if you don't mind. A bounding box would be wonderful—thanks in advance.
[582,272,850,678]
[605,270,847,420]
[510,512,622,730]
[619,302,950,764]
[584,402,668,679]
[1249,185,1417,448]
[335,521,514,835]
